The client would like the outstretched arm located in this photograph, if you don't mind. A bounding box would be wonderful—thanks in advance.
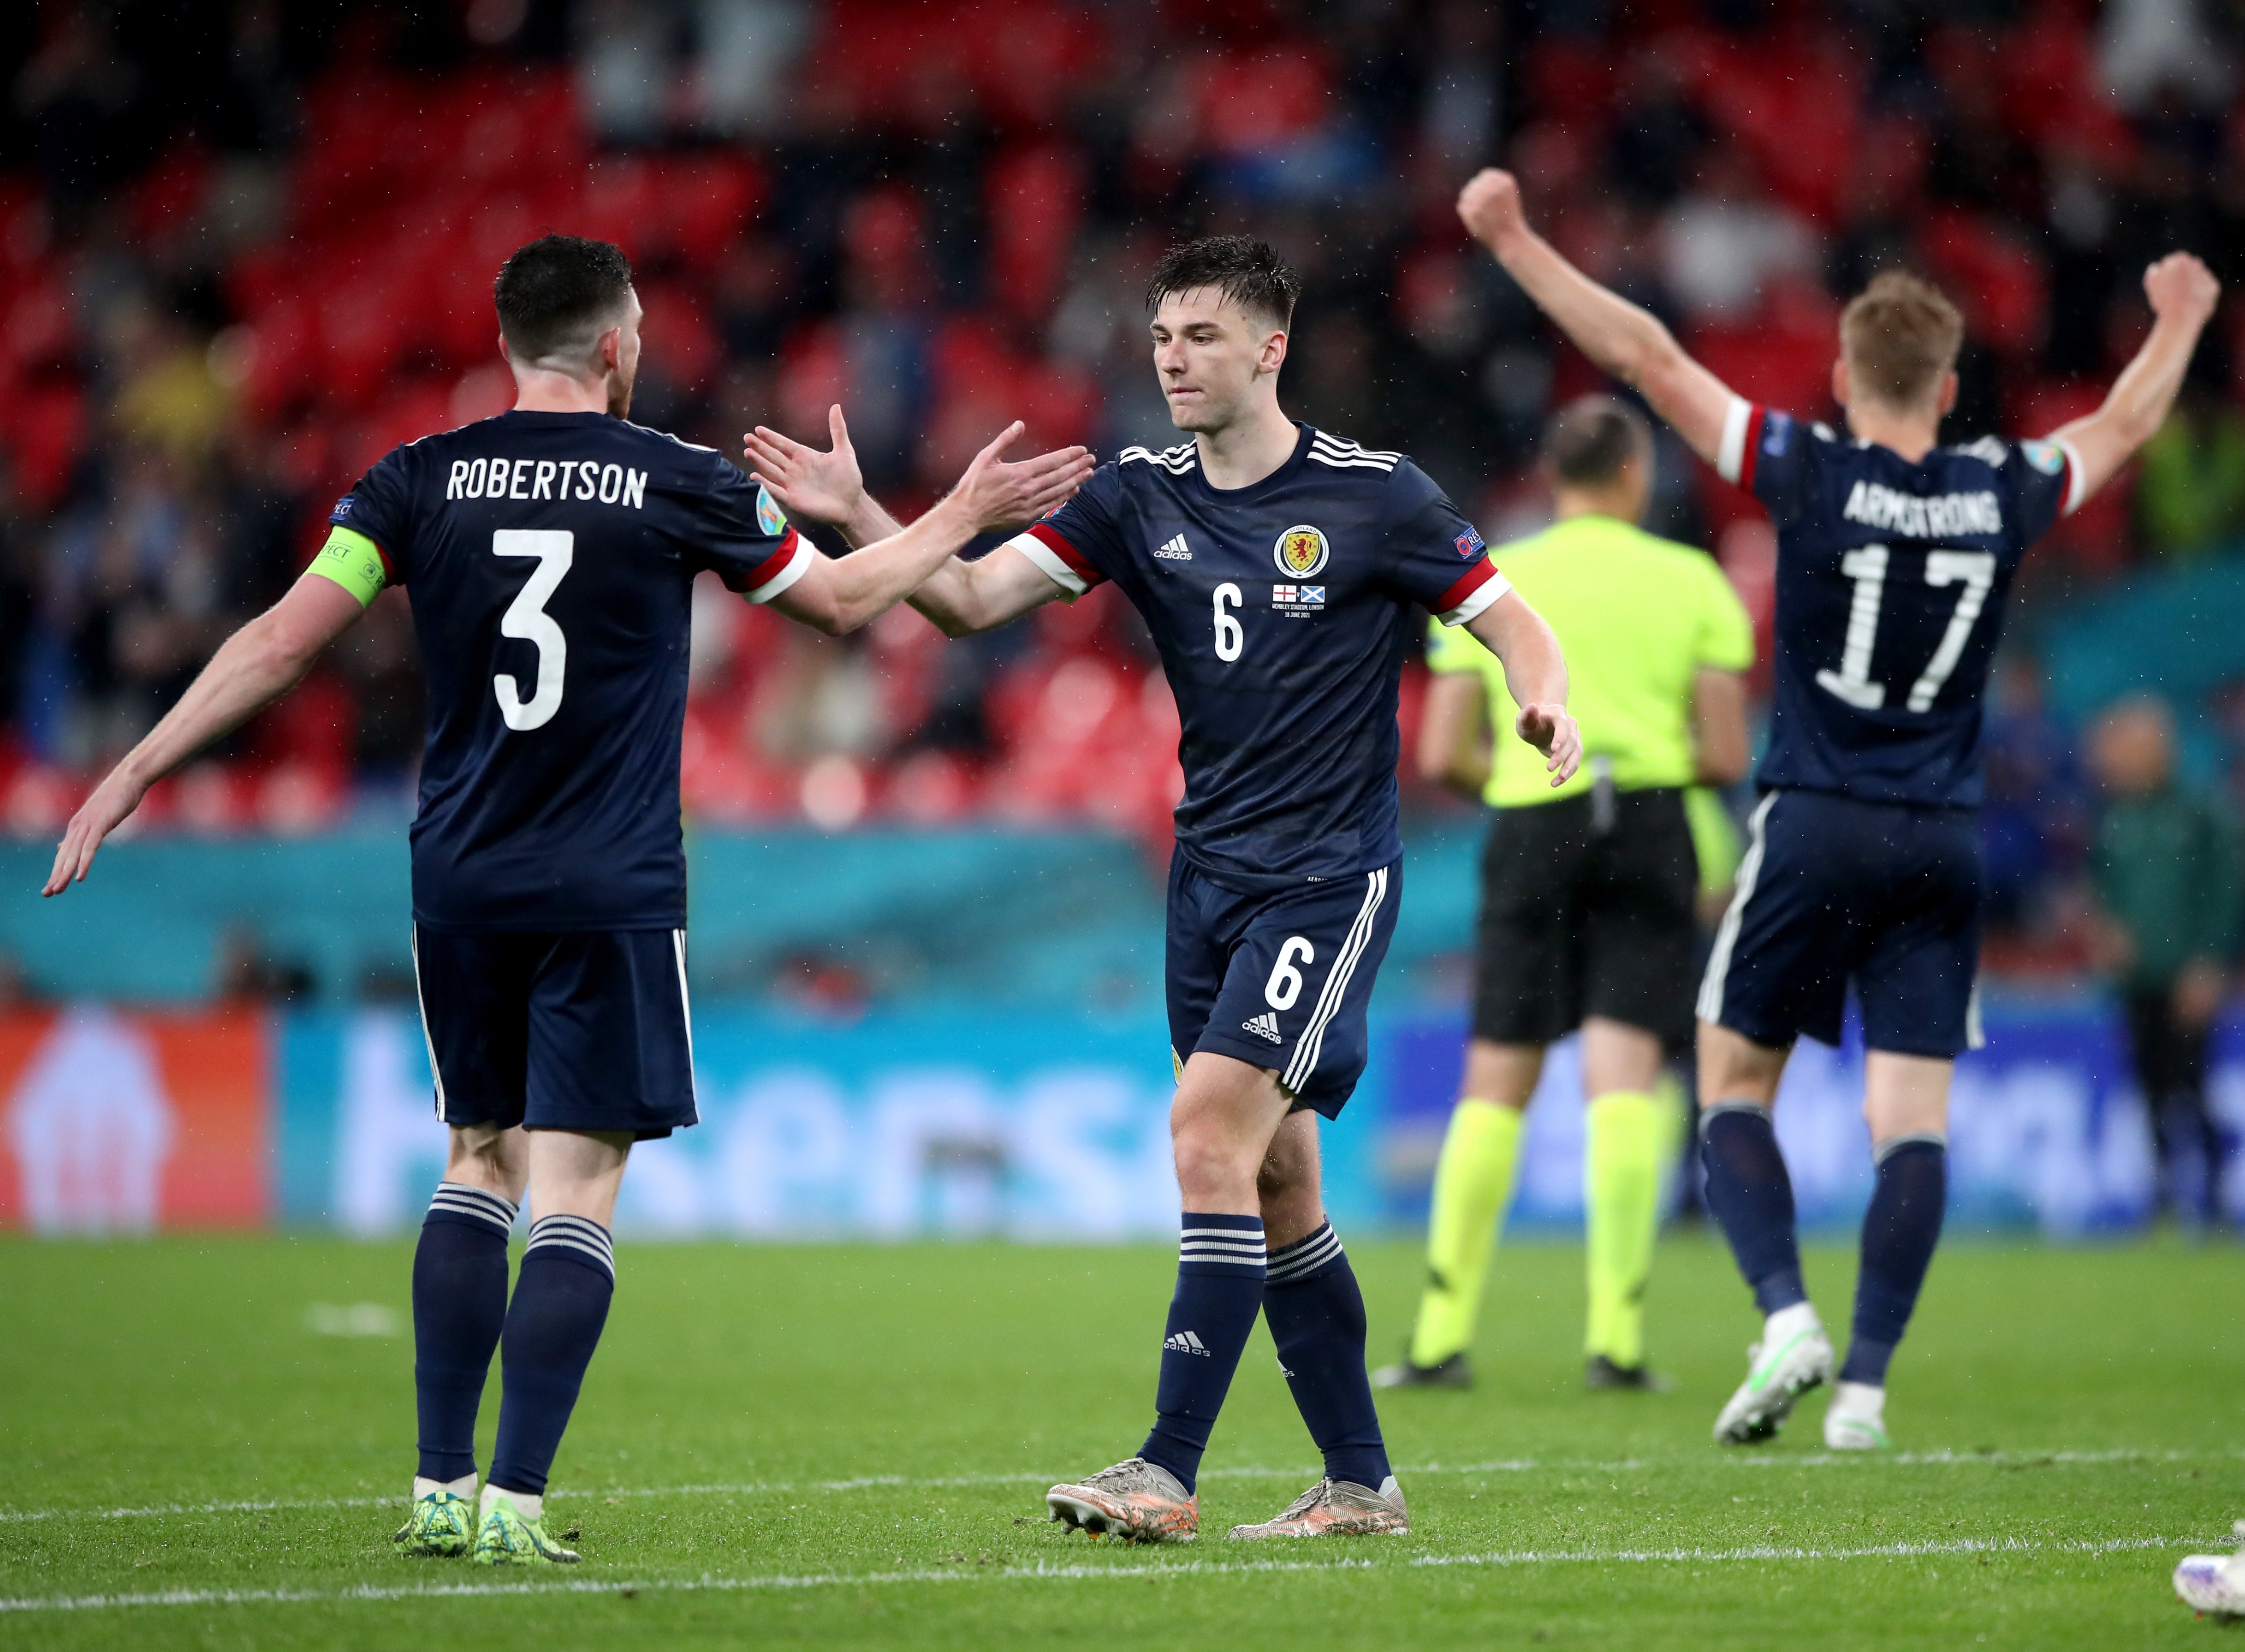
[45,570,367,894]
[744,406,1085,637]
[1458,168,1739,469]
[1462,588,1581,786]
[2049,253,2221,508]
[758,421,1093,636]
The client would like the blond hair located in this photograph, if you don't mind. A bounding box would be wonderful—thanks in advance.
[1840,272,1964,412]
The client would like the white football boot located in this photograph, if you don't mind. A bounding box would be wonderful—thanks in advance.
[1712,1302,1835,1445]
[1823,1380,1889,1450]
[1225,1476,1409,1539]
[2174,1521,2245,1616]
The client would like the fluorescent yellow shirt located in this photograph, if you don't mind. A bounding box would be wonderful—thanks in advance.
[1428,513,1753,810]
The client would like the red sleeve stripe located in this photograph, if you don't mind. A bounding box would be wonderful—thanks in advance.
[739,526,804,591]
[371,540,398,583]
[1024,522,1103,586]
[1737,406,1767,493]
[1434,557,1507,625]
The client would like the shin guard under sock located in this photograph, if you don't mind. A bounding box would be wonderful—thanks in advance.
[1139,1213,1265,1496]
[1841,1136,1948,1387]
[1264,1222,1390,1492]
[1699,1103,1807,1314]
[488,1216,616,1497]
[412,1183,517,1484]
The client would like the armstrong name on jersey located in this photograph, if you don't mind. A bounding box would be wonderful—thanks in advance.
[317,408,808,931]
[999,423,1510,893]
[1716,398,2080,809]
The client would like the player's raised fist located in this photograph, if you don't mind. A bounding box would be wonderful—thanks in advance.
[1457,169,1528,252]
[1515,702,1582,786]
[2144,252,2219,325]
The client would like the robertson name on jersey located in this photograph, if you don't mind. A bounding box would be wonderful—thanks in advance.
[1005,423,1509,892]
[325,409,807,929]
[1716,399,2080,809]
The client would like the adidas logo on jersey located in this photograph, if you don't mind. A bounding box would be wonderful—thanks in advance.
[1153,534,1193,560]
[1242,1011,1283,1044]
[1165,1330,1212,1356]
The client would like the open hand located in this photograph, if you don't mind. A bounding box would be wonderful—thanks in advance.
[950,422,1096,534]
[1457,169,1530,254]
[743,404,867,528]
[1516,702,1582,787]
[43,767,146,897]
[2144,252,2220,327]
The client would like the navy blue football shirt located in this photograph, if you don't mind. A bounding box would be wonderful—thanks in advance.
[1008,424,1509,892]
[1717,399,2079,809]
[322,409,805,929]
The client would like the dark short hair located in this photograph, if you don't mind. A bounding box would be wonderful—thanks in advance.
[1146,235,1301,331]
[493,234,634,365]
[1540,394,1653,487]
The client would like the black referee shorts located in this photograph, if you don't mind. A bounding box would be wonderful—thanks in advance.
[1471,786,1699,1050]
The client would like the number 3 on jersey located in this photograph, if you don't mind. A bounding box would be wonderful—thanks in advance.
[493,529,572,731]
[1816,543,1995,714]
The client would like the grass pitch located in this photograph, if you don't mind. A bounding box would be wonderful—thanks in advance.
[0,1230,2237,1649]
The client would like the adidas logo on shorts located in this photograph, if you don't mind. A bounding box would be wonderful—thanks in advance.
[1241,1011,1282,1044]
[1165,1330,1212,1356]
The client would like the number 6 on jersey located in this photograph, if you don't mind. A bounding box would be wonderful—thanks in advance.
[493,529,572,731]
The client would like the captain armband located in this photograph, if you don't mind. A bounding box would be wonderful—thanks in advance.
[309,525,391,607]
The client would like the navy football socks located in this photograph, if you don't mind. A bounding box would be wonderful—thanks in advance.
[488,1215,617,1497]
[1263,1221,1390,1492]
[1700,1103,1808,1315]
[411,1182,517,1484]
[1841,1136,1948,1386]
[1139,1212,1265,1496]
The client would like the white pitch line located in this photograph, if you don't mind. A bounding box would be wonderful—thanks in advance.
[0,1448,2227,1527]
[0,1533,2201,1616]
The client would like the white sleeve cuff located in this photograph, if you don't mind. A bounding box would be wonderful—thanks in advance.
[1441,569,1510,627]
[2053,436,2087,516]
[1716,396,1752,484]
[742,535,814,603]
[1005,531,1087,598]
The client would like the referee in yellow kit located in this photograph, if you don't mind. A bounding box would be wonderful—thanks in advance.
[1378,395,1753,1391]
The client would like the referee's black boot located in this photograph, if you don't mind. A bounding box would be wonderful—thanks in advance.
[1584,1354,1673,1393]
[1371,1350,1473,1391]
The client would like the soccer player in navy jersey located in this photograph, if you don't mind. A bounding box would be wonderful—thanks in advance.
[42,234,1092,1563]
[745,235,1582,1542]
[1458,166,2220,1450]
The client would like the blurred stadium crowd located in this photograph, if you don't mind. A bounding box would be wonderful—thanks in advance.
[1,0,2244,975]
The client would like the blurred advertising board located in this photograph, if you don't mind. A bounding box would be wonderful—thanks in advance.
[0,1006,269,1232]
[0,1003,2237,1238]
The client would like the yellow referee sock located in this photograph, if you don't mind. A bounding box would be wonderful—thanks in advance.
[1583,1090,1667,1369]
[1408,1099,1523,1368]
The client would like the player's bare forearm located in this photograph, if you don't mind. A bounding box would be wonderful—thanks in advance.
[909,545,1067,638]
[1415,671,1491,799]
[835,493,904,550]
[43,572,365,895]
[1457,169,1734,466]
[1464,589,1581,784]
[2055,256,2220,504]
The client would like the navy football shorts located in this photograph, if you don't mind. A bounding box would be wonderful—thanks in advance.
[412,925,699,1141]
[1166,852,1401,1119]
[1697,789,1983,1059]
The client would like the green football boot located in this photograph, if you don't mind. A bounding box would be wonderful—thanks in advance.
[392,1490,476,1558]
[469,1492,581,1566]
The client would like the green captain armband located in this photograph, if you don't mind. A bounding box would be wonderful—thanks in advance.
[309,525,391,606]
